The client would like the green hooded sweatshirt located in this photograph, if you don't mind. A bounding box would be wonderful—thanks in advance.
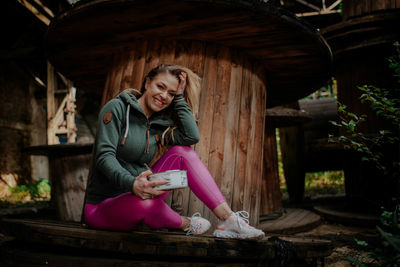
[86,92,200,204]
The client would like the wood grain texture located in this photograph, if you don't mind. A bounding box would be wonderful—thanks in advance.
[101,40,267,225]
[343,0,399,18]
[51,154,91,222]
[0,218,333,264]
[261,121,282,215]
[45,0,332,107]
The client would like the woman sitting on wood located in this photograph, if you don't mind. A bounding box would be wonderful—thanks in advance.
[84,64,265,239]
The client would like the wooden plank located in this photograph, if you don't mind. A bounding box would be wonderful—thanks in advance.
[158,40,176,65]
[0,218,332,262]
[192,43,218,217]
[101,51,121,105]
[203,46,232,226]
[261,121,282,215]
[187,41,207,78]
[47,61,57,144]
[130,40,147,91]
[142,39,161,82]
[243,64,262,225]
[373,0,388,11]
[170,41,192,217]
[187,41,207,216]
[218,48,243,209]
[231,57,251,213]
[112,48,128,96]
[52,154,91,222]
[120,47,135,90]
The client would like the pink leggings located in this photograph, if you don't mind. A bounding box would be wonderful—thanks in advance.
[85,146,226,231]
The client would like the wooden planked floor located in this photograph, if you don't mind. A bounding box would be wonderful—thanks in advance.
[259,208,321,235]
[0,217,332,266]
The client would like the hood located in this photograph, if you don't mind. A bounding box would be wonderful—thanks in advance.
[116,90,174,151]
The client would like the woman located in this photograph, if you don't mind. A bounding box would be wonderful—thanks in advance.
[84,64,265,239]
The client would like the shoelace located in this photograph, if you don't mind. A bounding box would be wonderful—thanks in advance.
[185,212,203,235]
[234,211,250,229]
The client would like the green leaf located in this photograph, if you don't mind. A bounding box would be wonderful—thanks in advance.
[355,238,368,247]
[348,120,356,132]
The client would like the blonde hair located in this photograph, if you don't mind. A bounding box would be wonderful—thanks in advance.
[129,64,201,165]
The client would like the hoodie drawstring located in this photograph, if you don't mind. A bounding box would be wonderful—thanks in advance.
[121,104,150,154]
[121,105,130,145]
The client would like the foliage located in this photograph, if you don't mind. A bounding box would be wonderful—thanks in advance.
[329,42,400,266]
[346,203,400,266]
[304,77,338,100]
[8,178,51,203]
[304,171,345,197]
[329,42,400,176]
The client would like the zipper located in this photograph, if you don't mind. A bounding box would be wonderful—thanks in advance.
[145,120,150,154]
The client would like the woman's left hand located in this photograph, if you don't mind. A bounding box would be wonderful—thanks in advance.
[176,72,187,95]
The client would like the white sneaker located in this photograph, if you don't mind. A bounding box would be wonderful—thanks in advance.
[184,212,211,235]
[213,211,265,239]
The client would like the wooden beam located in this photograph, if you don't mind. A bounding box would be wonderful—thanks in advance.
[16,0,51,25]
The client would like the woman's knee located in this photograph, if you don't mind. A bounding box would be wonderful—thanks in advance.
[139,198,164,212]
[168,145,197,159]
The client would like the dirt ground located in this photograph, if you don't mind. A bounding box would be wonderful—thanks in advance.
[294,221,380,266]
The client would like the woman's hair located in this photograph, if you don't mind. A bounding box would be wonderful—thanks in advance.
[140,64,201,118]
[135,64,201,166]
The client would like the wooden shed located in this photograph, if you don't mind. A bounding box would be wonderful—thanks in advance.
[44,0,332,226]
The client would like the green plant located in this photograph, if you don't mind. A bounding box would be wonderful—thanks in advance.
[9,178,51,202]
[329,42,400,176]
[330,42,400,266]
[347,203,400,266]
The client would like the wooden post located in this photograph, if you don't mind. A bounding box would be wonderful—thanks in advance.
[46,61,57,145]
[261,120,283,215]
[101,40,267,226]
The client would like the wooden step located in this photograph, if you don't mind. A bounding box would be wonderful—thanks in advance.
[0,218,332,265]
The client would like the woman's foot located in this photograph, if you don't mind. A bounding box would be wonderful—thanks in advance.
[184,212,211,235]
[213,211,265,239]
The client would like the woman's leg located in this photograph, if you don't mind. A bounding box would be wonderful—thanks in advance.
[152,146,264,239]
[152,145,227,213]
[85,192,182,231]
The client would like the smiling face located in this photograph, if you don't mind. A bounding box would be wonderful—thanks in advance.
[138,72,179,117]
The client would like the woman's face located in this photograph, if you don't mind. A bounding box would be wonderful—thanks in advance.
[139,72,179,117]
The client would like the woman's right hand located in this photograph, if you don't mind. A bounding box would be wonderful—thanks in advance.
[133,170,168,199]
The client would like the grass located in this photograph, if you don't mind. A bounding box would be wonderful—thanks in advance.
[0,178,51,208]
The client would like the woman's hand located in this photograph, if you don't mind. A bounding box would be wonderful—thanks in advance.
[176,72,187,95]
[133,170,168,199]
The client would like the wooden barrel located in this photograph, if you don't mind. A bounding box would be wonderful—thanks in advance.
[278,99,341,202]
[24,144,93,222]
[44,0,333,225]
[101,40,267,226]
[343,0,400,20]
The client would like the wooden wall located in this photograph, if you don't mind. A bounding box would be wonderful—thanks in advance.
[102,39,267,226]
[343,0,400,19]
[0,61,48,192]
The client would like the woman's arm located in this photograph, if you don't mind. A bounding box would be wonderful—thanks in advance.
[171,95,200,145]
[169,71,200,146]
[94,99,136,192]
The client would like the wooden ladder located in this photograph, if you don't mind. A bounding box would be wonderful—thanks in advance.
[46,62,77,145]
